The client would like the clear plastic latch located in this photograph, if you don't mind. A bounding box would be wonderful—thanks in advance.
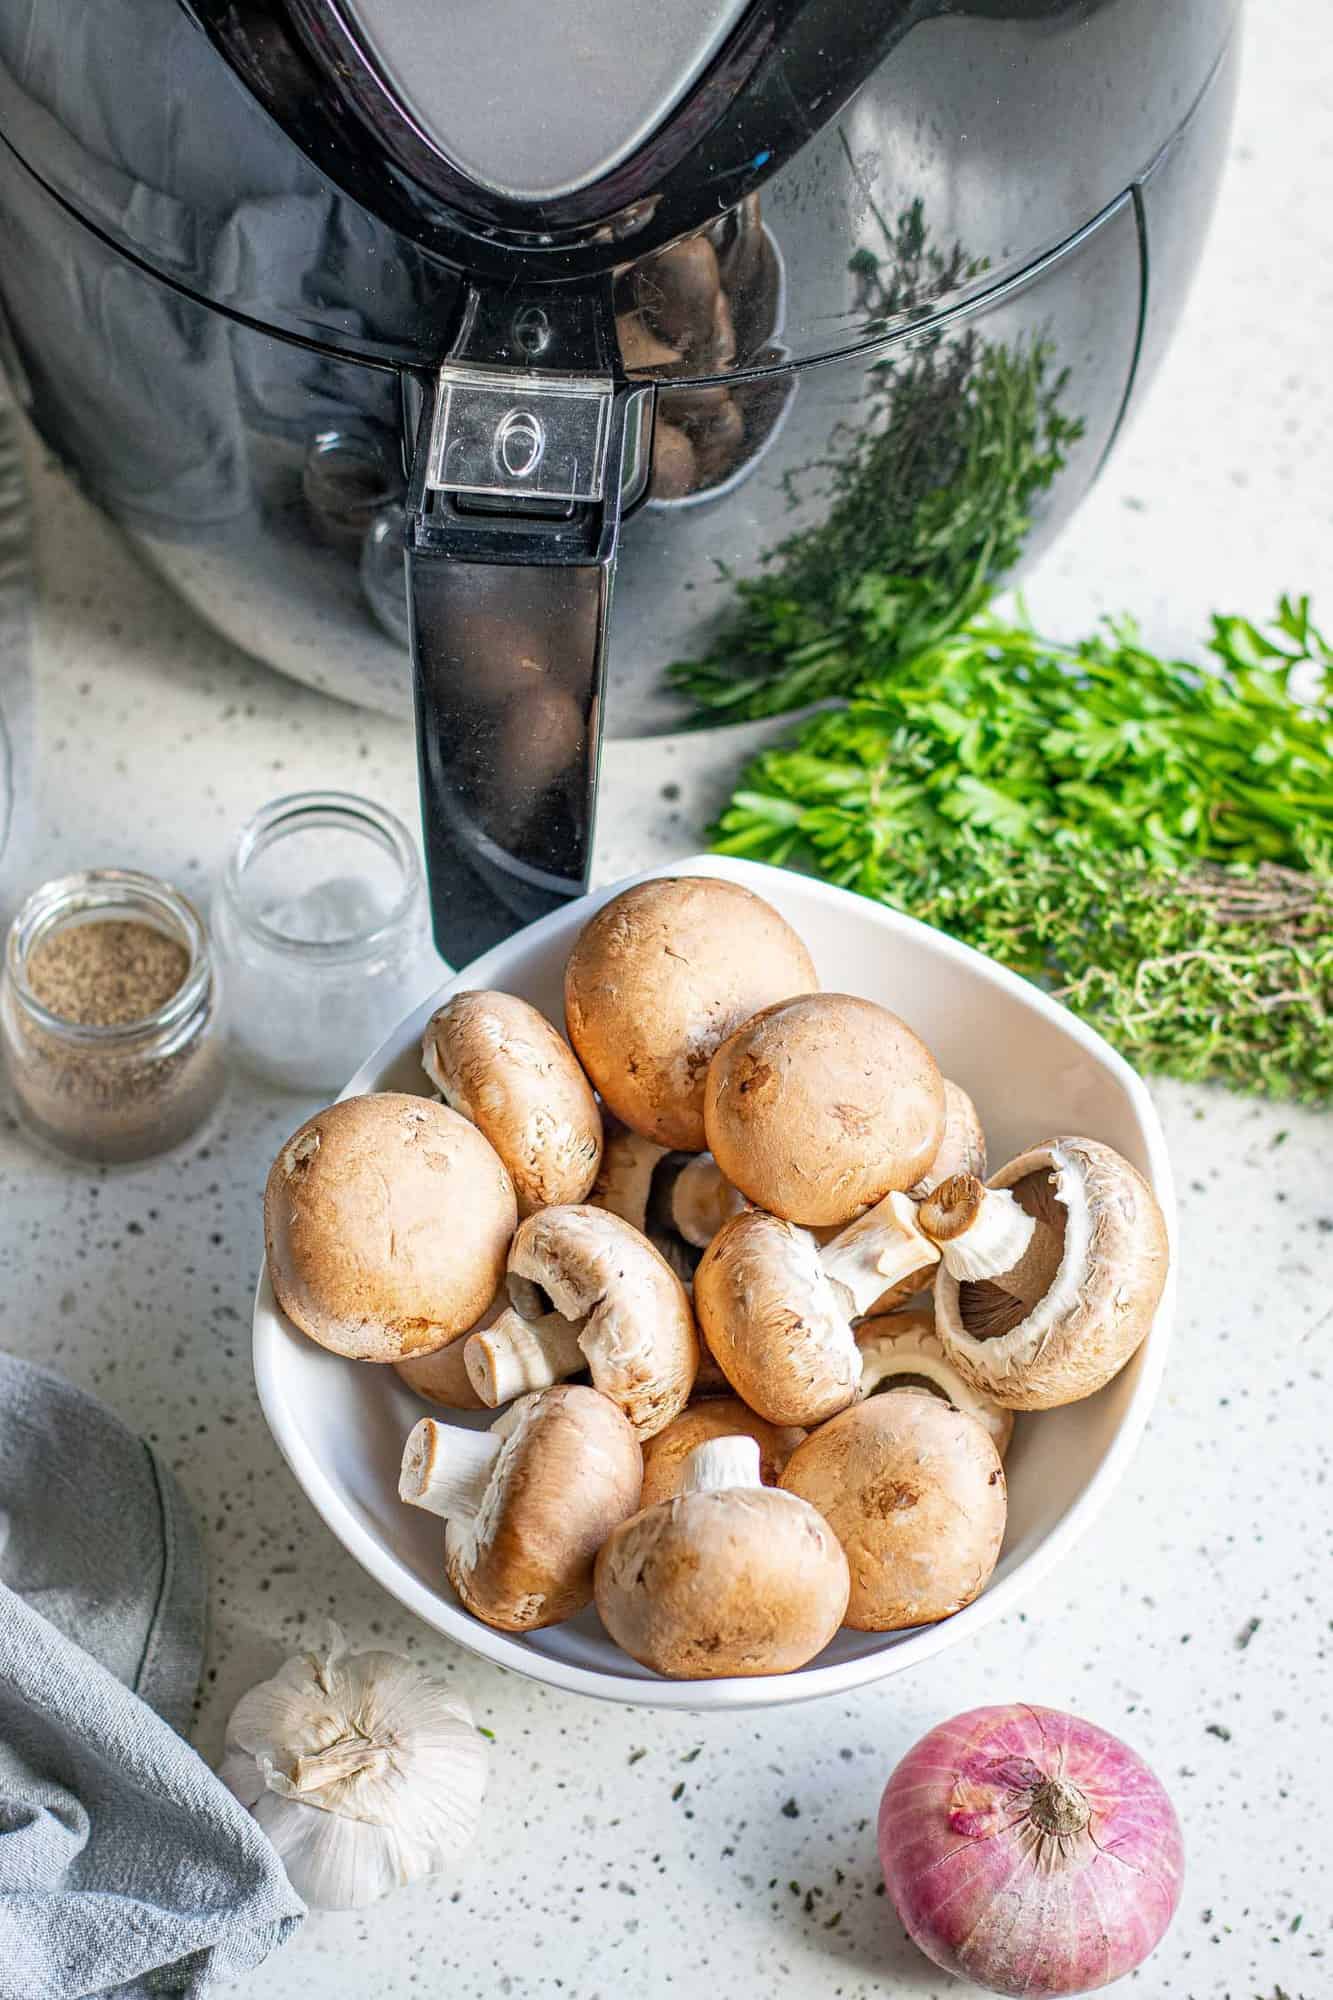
[425,364,614,504]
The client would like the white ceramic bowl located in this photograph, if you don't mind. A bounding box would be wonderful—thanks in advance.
[253,854,1176,1710]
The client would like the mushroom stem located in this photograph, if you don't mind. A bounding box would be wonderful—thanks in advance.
[819,1192,940,1320]
[399,1419,501,1520]
[464,1306,588,1407]
[589,1129,670,1230]
[671,1154,746,1249]
[679,1434,763,1495]
[917,1174,1036,1282]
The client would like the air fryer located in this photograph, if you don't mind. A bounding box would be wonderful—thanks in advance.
[0,0,1241,959]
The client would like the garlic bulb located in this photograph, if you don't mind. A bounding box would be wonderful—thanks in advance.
[219,1625,488,1911]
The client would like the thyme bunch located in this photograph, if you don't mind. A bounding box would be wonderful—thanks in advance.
[712,601,1333,1100]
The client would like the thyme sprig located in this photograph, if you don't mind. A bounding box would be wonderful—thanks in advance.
[712,601,1333,1099]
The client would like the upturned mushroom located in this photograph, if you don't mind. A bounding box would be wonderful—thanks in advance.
[564,876,817,1152]
[932,1138,1170,1410]
[264,1094,516,1362]
[594,1435,849,1678]
[399,1386,642,1631]
[671,1153,748,1248]
[780,1393,1007,1631]
[693,1197,940,1426]
[463,1205,698,1440]
[639,1398,804,1507]
[421,990,602,1216]
[590,1122,745,1280]
[854,1312,1013,1459]
[704,993,946,1227]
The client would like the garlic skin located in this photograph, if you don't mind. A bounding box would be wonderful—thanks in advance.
[219,1626,487,1911]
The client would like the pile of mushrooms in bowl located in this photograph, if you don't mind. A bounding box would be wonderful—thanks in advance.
[253,856,1176,1708]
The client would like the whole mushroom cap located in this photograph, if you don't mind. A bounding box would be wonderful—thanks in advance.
[394,1338,488,1411]
[264,1094,516,1362]
[563,876,817,1152]
[639,1398,804,1507]
[704,993,946,1227]
[780,1393,1006,1631]
[934,1136,1169,1411]
[693,1208,861,1428]
[422,990,602,1217]
[594,1482,849,1678]
[446,1385,643,1631]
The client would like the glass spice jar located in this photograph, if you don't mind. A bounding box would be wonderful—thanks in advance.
[212,791,438,1093]
[1,869,225,1165]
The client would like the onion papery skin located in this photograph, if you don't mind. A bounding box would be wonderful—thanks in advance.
[878,1704,1184,1996]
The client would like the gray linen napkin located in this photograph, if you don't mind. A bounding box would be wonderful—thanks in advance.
[0,1354,304,1998]
[0,377,33,893]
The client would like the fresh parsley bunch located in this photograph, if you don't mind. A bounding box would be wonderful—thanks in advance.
[713,600,1333,1100]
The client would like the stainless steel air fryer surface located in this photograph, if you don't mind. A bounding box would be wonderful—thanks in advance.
[0,0,1241,958]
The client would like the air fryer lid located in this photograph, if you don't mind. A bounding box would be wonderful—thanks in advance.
[197,0,913,278]
[340,0,753,202]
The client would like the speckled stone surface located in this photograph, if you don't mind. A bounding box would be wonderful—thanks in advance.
[1,17,1331,1997]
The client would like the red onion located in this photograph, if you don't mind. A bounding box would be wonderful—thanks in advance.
[878,1704,1183,1996]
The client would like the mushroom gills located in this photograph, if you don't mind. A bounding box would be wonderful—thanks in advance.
[917,1173,1036,1282]
[591,1130,740,1279]
[643,1151,703,1280]
[866,1371,951,1404]
[959,1170,1067,1341]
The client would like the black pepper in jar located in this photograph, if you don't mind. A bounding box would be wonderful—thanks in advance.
[26,920,190,1026]
[1,872,225,1165]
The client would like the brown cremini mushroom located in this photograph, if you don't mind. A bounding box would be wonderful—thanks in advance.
[264,1094,516,1362]
[394,1316,492,1411]
[693,1197,939,1426]
[421,990,602,1216]
[780,1393,1007,1631]
[639,1398,804,1507]
[704,993,945,1227]
[858,1085,984,1313]
[464,1205,698,1439]
[589,1122,745,1283]
[909,1079,988,1198]
[854,1311,1013,1459]
[564,876,817,1152]
[933,1138,1170,1410]
[670,1153,747,1248]
[594,1435,849,1678]
[399,1386,642,1631]
[396,1294,582,1411]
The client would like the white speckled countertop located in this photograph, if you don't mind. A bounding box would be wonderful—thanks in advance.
[2,16,1331,1998]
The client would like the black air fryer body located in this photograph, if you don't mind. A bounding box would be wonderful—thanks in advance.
[0,1,1240,957]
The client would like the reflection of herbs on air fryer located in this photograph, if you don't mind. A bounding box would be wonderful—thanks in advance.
[713,599,1333,1102]
[669,199,1082,721]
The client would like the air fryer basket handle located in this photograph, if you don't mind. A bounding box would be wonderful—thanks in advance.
[404,370,649,963]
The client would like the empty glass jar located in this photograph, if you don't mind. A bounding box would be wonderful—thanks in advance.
[213,791,439,1092]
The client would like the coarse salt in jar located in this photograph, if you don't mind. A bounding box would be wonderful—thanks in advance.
[1,869,225,1164]
[212,791,439,1093]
